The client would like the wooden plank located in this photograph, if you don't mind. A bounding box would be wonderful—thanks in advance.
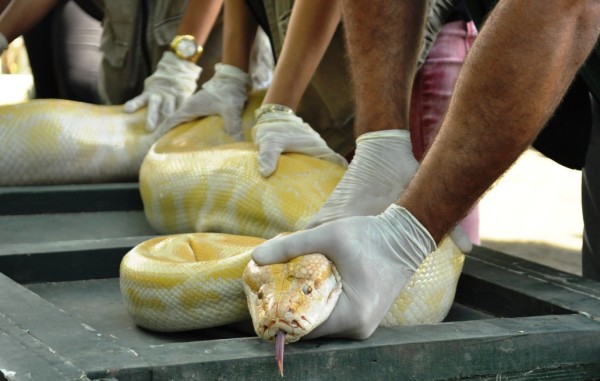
[84,314,600,381]
[0,211,154,246]
[3,269,600,380]
[458,246,600,320]
[0,236,154,283]
[0,183,142,215]
[0,314,91,381]
[0,273,150,378]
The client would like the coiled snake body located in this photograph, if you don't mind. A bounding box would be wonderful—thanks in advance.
[0,94,464,345]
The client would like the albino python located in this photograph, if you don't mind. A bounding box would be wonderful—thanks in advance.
[0,93,464,372]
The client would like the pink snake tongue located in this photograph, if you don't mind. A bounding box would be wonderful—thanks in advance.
[276,331,285,376]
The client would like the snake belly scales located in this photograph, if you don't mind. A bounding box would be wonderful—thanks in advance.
[0,92,464,341]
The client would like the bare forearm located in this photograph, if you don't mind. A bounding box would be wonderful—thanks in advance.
[263,0,341,111]
[341,0,428,135]
[0,0,59,41]
[176,0,223,46]
[401,0,600,242]
[222,0,257,72]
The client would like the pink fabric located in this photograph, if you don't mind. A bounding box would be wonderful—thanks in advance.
[409,20,480,244]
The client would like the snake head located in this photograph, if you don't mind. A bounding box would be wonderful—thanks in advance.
[243,253,342,344]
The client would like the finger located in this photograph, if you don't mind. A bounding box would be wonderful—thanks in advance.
[251,227,331,265]
[146,94,162,132]
[123,94,148,113]
[221,112,244,141]
[257,144,284,177]
[302,296,349,340]
[449,225,473,253]
[161,96,176,121]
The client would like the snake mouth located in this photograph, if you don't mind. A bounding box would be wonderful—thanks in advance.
[263,318,307,343]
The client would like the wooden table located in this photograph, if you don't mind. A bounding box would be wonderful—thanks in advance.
[1,184,599,380]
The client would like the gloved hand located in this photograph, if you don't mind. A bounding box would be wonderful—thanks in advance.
[123,51,201,132]
[307,129,418,226]
[306,129,472,253]
[252,104,348,177]
[158,63,251,140]
[0,33,7,55]
[252,204,436,340]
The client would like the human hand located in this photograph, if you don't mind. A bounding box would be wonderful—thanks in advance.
[252,104,348,177]
[158,63,251,140]
[0,33,7,55]
[306,129,472,253]
[123,51,201,132]
[307,129,418,227]
[252,204,436,340]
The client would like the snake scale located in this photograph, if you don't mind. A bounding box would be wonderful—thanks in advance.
[0,93,464,346]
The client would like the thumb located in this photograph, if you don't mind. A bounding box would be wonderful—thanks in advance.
[221,110,245,141]
[252,229,329,265]
[449,225,473,253]
[159,107,197,134]
[257,143,284,177]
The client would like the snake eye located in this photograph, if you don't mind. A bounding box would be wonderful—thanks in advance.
[302,285,312,295]
[257,291,264,299]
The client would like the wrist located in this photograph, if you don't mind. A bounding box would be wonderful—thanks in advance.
[213,63,251,87]
[255,103,294,121]
[380,204,436,258]
[169,35,203,63]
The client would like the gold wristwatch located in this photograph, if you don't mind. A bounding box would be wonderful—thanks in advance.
[170,35,203,62]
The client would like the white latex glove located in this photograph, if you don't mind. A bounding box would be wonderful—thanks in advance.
[123,51,201,132]
[252,104,348,177]
[307,129,418,226]
[252,204,436,340]
[0,33,7,55]
[307,129,472,253]
[158,63,251,140]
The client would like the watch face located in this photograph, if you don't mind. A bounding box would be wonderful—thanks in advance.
[177,39,197,58]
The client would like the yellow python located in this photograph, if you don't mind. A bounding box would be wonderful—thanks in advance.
[0,94,464,346]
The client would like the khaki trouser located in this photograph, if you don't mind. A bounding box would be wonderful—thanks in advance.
[97,0,223,104]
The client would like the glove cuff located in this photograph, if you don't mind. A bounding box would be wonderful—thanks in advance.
[160,51,202,78]
[356,129,410,145]
[214,63,252,88]
[0,32,8,54]
[380,204,437,264]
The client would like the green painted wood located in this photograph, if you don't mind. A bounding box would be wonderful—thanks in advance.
[0,183,142,215]
[0,313,91,381]
[458,246,600,320]
[0,237,153,283]
[2,183,600,380]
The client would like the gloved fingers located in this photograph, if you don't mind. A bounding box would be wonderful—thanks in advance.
[257,143,285,177]
[145,93,163,132]
[123,93,149,114]
[160,95,177,122]
[302,295,356,340]
[449,225,473,253]
[221,112,245,141]
[158,110,195,135]
[252,228,333,266]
